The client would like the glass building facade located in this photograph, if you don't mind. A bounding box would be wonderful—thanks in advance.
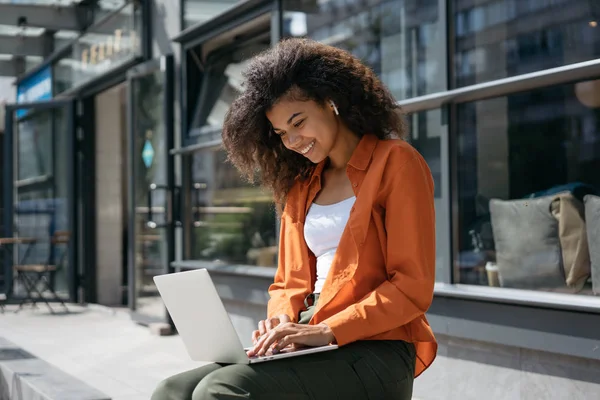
[3,0,600,396]
[174,2,600,394]
[180,0,600,299]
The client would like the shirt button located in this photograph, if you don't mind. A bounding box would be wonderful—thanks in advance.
[352,183,358,187]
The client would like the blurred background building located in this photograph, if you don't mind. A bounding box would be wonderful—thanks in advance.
[1,0,600,398]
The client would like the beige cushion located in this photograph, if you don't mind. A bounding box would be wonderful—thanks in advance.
[550,192,591,292]
[585,195,600,295]
[490,192,590,292]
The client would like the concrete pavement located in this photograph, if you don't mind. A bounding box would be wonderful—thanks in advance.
[0,304,205,400]
[0,303,428,400]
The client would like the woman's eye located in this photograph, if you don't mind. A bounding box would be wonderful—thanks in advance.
[293,119,305,128]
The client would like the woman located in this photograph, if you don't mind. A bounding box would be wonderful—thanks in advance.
[152,38,437,400]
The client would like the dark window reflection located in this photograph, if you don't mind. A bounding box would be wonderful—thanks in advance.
[408,109,450,282]
[11,107,72,298]
[131,69,169,318]
[456,79,600,295]
[283,0,446,98]
[453,0,600,87]
[188,36,270,139]
[17,113,53,181]
[52,2,142,96]
[183,0,240,28]
[188,150,277,267]
[409,110,442,199]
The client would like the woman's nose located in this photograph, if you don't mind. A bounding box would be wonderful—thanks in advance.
[286,134,301,145]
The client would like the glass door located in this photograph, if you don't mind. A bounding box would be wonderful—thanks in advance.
[127,56,175,324]
[2,100,78,302]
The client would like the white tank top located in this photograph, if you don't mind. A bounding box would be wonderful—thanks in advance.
[304,196,356,294]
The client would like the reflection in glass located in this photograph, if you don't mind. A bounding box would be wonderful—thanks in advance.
[188,149,277,267]
[453,0,600,87]
[17,113,53,181]
[283,0,446,99]
[0,129,4,290]
[53,2,142,95]
[132,70,168,318]
[408,109,449,282]
[456,79,600,295]
[11,108,72,299]
[183,0,240,28]
[189,36,270,139]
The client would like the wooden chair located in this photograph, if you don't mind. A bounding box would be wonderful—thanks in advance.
[0,236,37,313]
[13,231,70,313]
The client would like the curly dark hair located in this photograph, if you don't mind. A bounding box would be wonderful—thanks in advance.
[222,38,407,205]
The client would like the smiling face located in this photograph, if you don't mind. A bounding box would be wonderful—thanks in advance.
[266,97,340,164]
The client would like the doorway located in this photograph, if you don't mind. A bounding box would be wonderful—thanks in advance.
[127,56,176,324]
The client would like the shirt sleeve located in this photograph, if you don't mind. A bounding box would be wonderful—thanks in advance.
[321,151,436,346]
[266,210,309,323]
[266,254,297,321]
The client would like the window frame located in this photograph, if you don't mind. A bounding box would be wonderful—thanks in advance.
[404,0,600,358]
[174,0,280,266]
[170,0,600,358]
[398,57,600,312]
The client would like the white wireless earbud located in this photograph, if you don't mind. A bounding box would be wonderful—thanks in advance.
[330,101,339,116]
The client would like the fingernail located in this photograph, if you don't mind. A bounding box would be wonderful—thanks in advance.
[272,348,279,354]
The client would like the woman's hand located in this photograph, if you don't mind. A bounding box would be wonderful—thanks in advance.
[251,314,291,345]
[247,322,335,357]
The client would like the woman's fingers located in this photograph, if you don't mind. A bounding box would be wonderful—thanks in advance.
[249,322,323,357]
[258,320,267,336]
[273,333,301,353]
[256,323,295,356]
[279,314,291,324]
[251,329,260,344]
[250,317,284,350]
[254,317,280,344]
[265,317,276,331]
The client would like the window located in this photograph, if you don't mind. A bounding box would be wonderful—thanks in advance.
[11,107,72,296]
[187,36,270,140]
[453,0,600,87]
[183,0,240,28]
[183,34,274,267]
[455,79,600,296]
[53,2,143,95]
[408,109,450,282]
[0,133,4,279]
[185,149,278,267]
[17,112,54,182]
[282,0,446,99]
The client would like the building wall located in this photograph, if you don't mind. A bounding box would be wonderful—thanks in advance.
[95,85,127,305]
[413,334,600,400]
[210,270,600,399]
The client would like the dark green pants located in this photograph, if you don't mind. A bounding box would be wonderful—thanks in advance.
[151,339,416,400]
[152,295,416,399]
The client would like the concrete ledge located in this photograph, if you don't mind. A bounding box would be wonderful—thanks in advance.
[0,337,110,400]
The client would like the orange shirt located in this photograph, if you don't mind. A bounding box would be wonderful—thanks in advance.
[267,134,437,377]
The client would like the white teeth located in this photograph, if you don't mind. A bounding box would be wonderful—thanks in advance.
[300,140,315,155]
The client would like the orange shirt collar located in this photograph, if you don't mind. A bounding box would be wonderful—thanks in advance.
[309,134,379,184]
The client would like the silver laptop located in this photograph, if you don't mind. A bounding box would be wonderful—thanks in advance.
[153,268,338,364]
